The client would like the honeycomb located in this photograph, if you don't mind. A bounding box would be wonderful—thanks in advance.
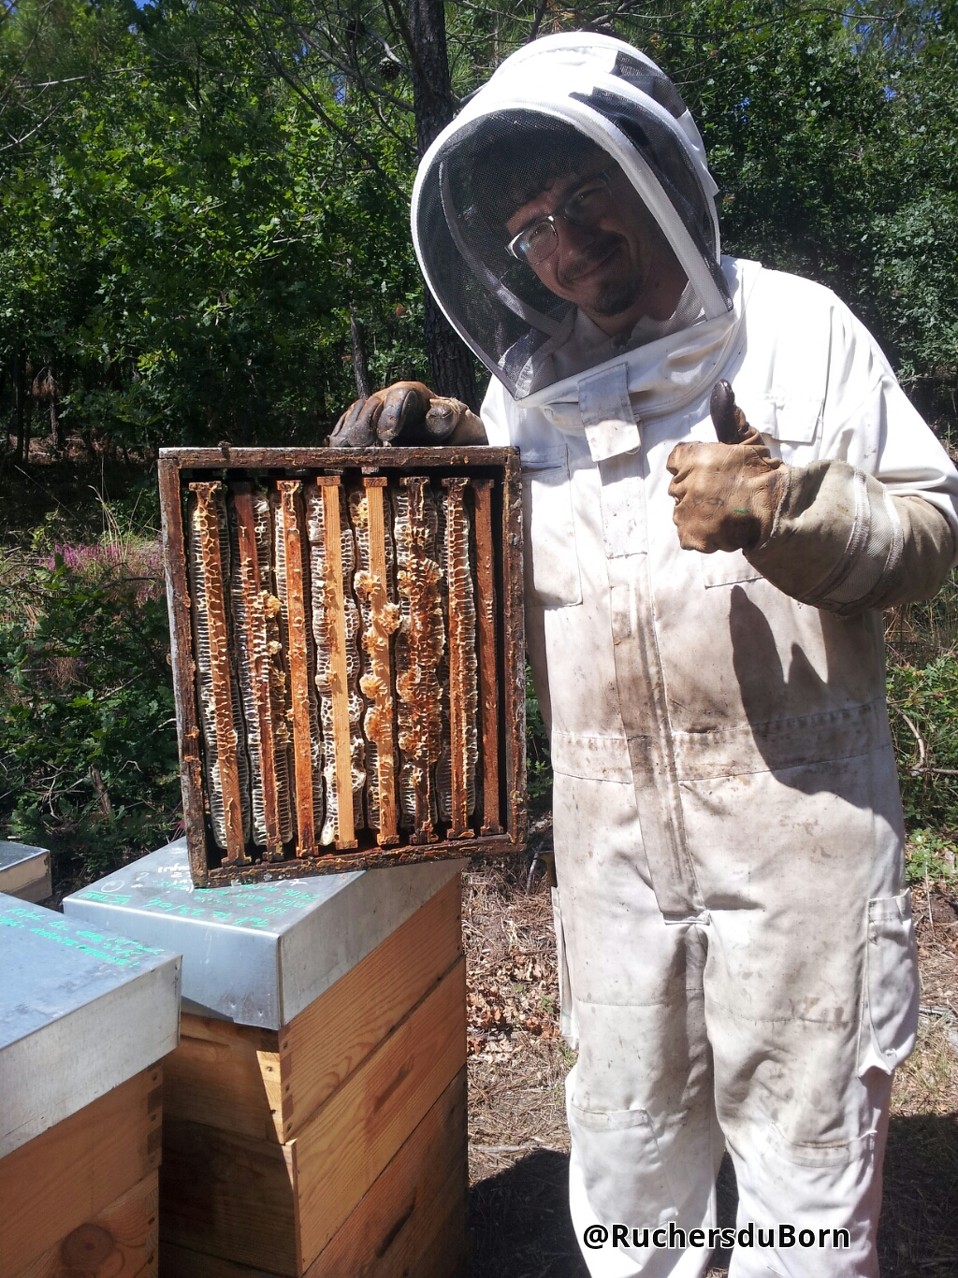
[179,466,507,874]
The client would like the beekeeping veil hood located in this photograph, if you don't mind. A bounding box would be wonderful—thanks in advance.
[411,32,732,402]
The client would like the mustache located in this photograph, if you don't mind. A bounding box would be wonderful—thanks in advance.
[557,237,620,284]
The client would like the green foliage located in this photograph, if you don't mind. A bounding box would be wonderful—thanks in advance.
[525,666,552,817]
[863,27,958,409]
[3,0,957,458]
[0,0,423,450]
[904,828,958,890]
[0,539,180,886]
[887,643,958,843]
[881,582,958,866]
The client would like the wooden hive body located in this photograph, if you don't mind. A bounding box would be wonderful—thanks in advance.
[0,895,179,1278]
[160,876,466,1277]
[159,447,525,888]
[64,844,468,1277]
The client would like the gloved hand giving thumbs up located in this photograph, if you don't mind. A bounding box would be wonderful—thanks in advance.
[666,381,788,553]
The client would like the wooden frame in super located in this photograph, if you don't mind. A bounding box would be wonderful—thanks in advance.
[158,445,526,887]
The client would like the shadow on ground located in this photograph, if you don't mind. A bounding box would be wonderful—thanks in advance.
[467,1116,958,1278]
[880,1111,958,1276]
[468,1148,586,1278]
[466,1150,738,1277]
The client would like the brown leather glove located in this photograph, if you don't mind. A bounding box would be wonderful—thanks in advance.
[329,381,486,448]
[666,381,788,553]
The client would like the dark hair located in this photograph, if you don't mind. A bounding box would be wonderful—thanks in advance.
[468,116,604,232]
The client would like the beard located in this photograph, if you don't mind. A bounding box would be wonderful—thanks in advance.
[589,272,645,317]
[560,237,649,318]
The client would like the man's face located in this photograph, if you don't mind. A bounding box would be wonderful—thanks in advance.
[504,152,688,336]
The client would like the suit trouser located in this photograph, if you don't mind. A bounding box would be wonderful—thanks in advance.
[551,765,916,1278]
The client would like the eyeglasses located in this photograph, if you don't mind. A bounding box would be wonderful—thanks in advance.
[506,172,613,267]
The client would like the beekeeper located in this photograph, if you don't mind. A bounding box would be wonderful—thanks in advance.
[334,33,958,1278]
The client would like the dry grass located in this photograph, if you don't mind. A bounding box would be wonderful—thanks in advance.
[463,850,582,1278]
[463,851,958,1277]
[879,885,958,1278]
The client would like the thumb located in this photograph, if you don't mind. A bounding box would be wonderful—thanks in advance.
[709,379,768,451]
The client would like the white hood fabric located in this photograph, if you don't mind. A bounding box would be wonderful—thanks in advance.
[412,33,732,401]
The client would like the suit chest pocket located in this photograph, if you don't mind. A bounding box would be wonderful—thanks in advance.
[700,549,765,590]
[521,449,583,608]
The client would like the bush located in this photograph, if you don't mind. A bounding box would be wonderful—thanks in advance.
[0,538,180,888]
[885,579,958,853]
[887,651,958,845]
[904,827,957,890]
[525,668,552,819]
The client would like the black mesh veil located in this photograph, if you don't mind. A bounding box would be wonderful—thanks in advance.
[411,35,732,401]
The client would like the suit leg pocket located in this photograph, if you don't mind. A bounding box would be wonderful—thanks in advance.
[567,1099,677,1225]
[857,889,919,1077]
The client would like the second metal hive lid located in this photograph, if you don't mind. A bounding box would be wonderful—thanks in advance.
[64,839,464,1029]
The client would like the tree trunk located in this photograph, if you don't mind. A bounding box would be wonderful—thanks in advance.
[350,305,372,399]
[51,377,65,453]
[13,349,29,466]
[405,0,479,410]
[422,296,478,409]
[406,0,454,157]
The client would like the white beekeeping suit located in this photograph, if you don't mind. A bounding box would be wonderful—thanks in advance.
[413,33,958,1278]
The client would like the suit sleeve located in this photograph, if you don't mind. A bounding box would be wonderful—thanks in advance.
[745,299,958,616]
[746,460,956,615]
